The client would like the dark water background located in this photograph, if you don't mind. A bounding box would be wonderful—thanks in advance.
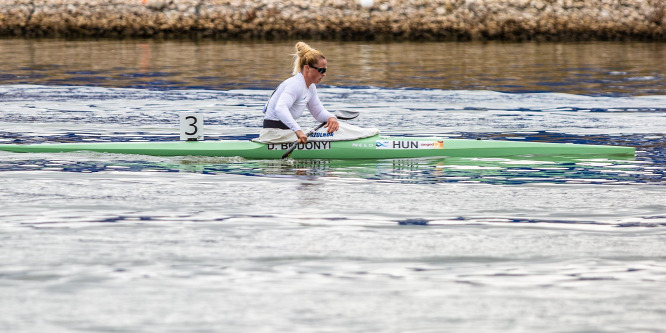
[2,39,665,95]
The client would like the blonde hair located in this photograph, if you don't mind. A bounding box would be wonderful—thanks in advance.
[292,42,325,75]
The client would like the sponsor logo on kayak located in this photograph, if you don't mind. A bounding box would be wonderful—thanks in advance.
[310,132,334,138]
[376,140,444,149]
[351,143,374,148]
[267,141,331,151]
[420,141,444,149]
[376,140,391,148]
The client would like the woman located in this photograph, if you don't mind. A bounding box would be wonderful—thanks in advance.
[262,42,339,144]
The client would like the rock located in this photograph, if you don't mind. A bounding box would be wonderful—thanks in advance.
[0,0,663,40]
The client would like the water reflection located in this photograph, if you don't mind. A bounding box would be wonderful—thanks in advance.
[174,155,659,185]
[0,154,657,185]
[1,39,665,95]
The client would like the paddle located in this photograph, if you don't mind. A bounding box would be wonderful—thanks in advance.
[281,110,360,159]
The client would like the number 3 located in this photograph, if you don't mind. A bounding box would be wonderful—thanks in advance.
[180,113,204,141]
[185,116,198,135]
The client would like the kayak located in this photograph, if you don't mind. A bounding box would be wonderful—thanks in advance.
[0,135,635,159]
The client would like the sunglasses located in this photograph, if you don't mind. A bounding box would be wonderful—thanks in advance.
[309,65,327,74]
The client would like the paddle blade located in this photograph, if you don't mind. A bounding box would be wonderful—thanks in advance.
[335,110,360,120]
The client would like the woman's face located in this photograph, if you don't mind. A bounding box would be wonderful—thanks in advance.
[304,58,327,85]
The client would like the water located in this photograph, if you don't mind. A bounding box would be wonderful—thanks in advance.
[1,39,666,332]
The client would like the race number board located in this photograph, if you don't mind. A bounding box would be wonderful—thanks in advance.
[180,113,204,141]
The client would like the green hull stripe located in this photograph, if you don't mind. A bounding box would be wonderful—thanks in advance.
[0,135,635,159]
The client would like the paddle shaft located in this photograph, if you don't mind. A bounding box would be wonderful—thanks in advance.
[279,111,359,159]
[281,122,326,159]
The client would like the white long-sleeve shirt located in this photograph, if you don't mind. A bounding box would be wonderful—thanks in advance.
[263,73,334,132]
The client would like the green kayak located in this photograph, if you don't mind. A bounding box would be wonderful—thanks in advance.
[0,135,635,159]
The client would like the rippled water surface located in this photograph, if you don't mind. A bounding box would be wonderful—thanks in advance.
[1,39,665,332]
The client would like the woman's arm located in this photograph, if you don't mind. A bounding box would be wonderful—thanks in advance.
[273,89,301,132]
[307,86,335,124]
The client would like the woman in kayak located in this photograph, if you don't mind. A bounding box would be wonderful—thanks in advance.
[262,42,339,144]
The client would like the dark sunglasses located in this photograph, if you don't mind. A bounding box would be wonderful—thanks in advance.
[309,65,327,74]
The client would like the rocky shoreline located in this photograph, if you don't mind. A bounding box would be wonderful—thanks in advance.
[1,0,664,41]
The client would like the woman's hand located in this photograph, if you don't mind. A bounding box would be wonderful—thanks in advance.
[325,117,339,133]
[295,130,308,144]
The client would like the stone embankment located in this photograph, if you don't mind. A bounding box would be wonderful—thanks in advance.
[0,0,664,41]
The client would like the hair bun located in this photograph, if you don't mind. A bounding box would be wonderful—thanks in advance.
[295,41,312,58]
